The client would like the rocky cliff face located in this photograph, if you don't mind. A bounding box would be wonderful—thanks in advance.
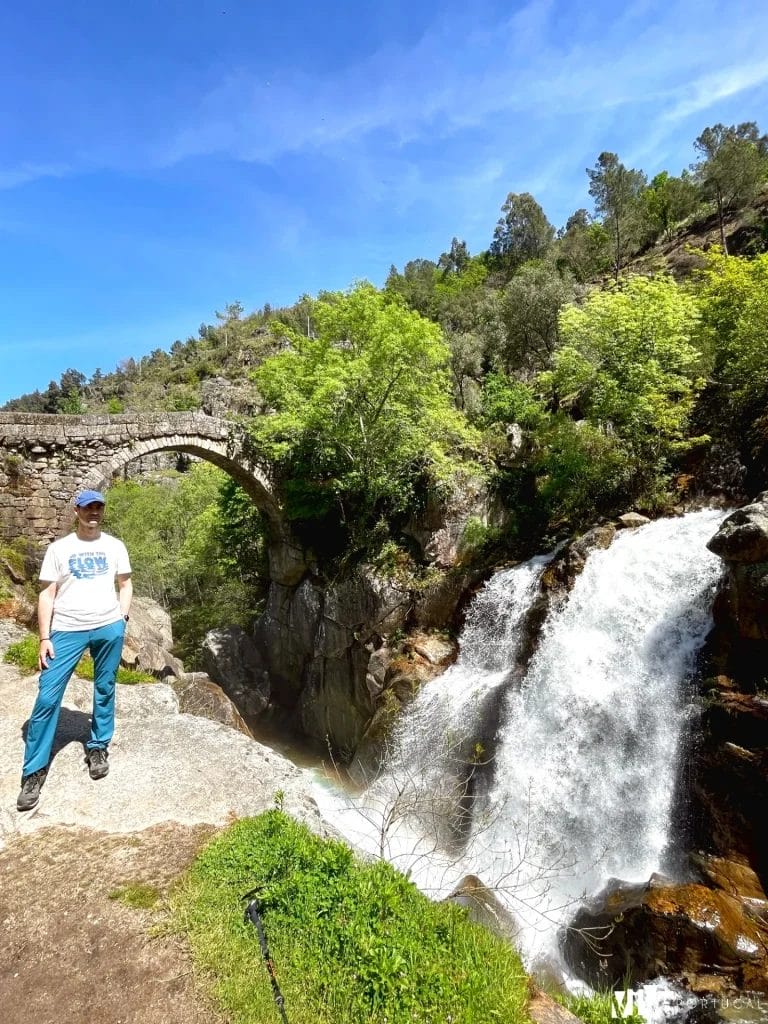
[692,492,768,887]
[246,483,487,762]
[253,568,412,758]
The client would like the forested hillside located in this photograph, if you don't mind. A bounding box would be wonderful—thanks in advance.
[5,120,767,659]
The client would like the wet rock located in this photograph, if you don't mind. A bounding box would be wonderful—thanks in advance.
[691,493,768,900]
[413,567,479,629]
[298,641,372,759]
[562,877,768,994]
[347,702,398,785]
[411,634,456,666]
[528,991,582,1024]
[366,645,390,690]
[548,524,617,589]
[617,512,651,529]
[707,492,768,642]
[349,632,458,782]
[445,874,518,938]
[254,579,322,706]
[255,568,411,759]
[298,570,411,756]
[690,853,767,901]
[201,624,271,720]
[707,492,768,563]
[516,525,616,668]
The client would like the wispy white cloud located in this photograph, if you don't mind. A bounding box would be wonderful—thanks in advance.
[155,0,768,181]
[661,60,768,123]
[0,162,71,190]
[2,0,768,236]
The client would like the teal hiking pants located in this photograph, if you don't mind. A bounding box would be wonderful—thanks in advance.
[22,619,126,776]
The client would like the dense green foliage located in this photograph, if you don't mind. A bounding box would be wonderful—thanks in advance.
[104,464,267,663]
[248,283,481,552]
[173,809,530,1024]
[544,276,704,494]
[693,249,768,487]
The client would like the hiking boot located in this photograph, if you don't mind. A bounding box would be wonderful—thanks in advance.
[85,746,109,780]
[17,768,47,812]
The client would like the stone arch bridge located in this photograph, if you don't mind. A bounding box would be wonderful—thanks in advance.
[0,412,283,547]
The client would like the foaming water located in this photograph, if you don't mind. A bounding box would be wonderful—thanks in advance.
[313,510,725,976]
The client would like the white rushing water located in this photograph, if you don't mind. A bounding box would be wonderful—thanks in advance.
[313,509,725,974]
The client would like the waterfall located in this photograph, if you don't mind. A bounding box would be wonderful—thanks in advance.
[313,509,725,972]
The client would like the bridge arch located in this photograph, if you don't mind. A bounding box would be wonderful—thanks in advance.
[0,411,282,547]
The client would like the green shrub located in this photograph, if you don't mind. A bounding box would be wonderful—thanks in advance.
[459,515,500,559]
[3,634,39,672]
[173,810,530,1024]
[3,634,155,684]
[75,655,156,685]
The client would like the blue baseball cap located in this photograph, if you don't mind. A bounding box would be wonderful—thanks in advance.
[74,489,106,507]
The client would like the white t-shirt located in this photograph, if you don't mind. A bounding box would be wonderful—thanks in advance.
[40,531,132,632]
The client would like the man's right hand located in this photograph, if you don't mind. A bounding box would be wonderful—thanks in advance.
[39,639,54,670]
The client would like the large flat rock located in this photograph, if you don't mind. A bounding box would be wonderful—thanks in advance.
[0,664,324,848]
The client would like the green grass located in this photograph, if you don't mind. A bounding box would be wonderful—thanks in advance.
[109,883,162,910]
[555,986,645,1024]
[172,810,532,1024]
[3,633,156,684]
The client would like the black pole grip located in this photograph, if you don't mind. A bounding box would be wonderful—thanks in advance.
[244,900,289,1024]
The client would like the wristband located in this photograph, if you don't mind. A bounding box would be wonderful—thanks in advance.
[40,637,50,642]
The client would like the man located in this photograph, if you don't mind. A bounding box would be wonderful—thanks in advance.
[17,489,132,812]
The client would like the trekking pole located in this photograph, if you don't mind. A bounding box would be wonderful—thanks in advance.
[243,895,290,1024]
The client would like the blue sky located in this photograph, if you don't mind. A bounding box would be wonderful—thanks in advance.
[1,0,767,404]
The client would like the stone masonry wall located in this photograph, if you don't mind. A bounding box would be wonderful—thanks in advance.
[0,412,279,548]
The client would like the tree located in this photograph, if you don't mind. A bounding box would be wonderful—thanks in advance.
[694,250,768,484]
[249,284,480,549]
[495,262,576,375]
[587,153,647,280]
[42,380,61,413]
[384,259,439,319]
[556,209,612,283]
[696,250,768,415]
[692,122,768,252]
[445,331,485,413]
[641,171,699,243]
[541,276,704,495]
[57,368,86,413]
[490,193,555,275]
[437,237,470,277]
[213,301,246,352]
